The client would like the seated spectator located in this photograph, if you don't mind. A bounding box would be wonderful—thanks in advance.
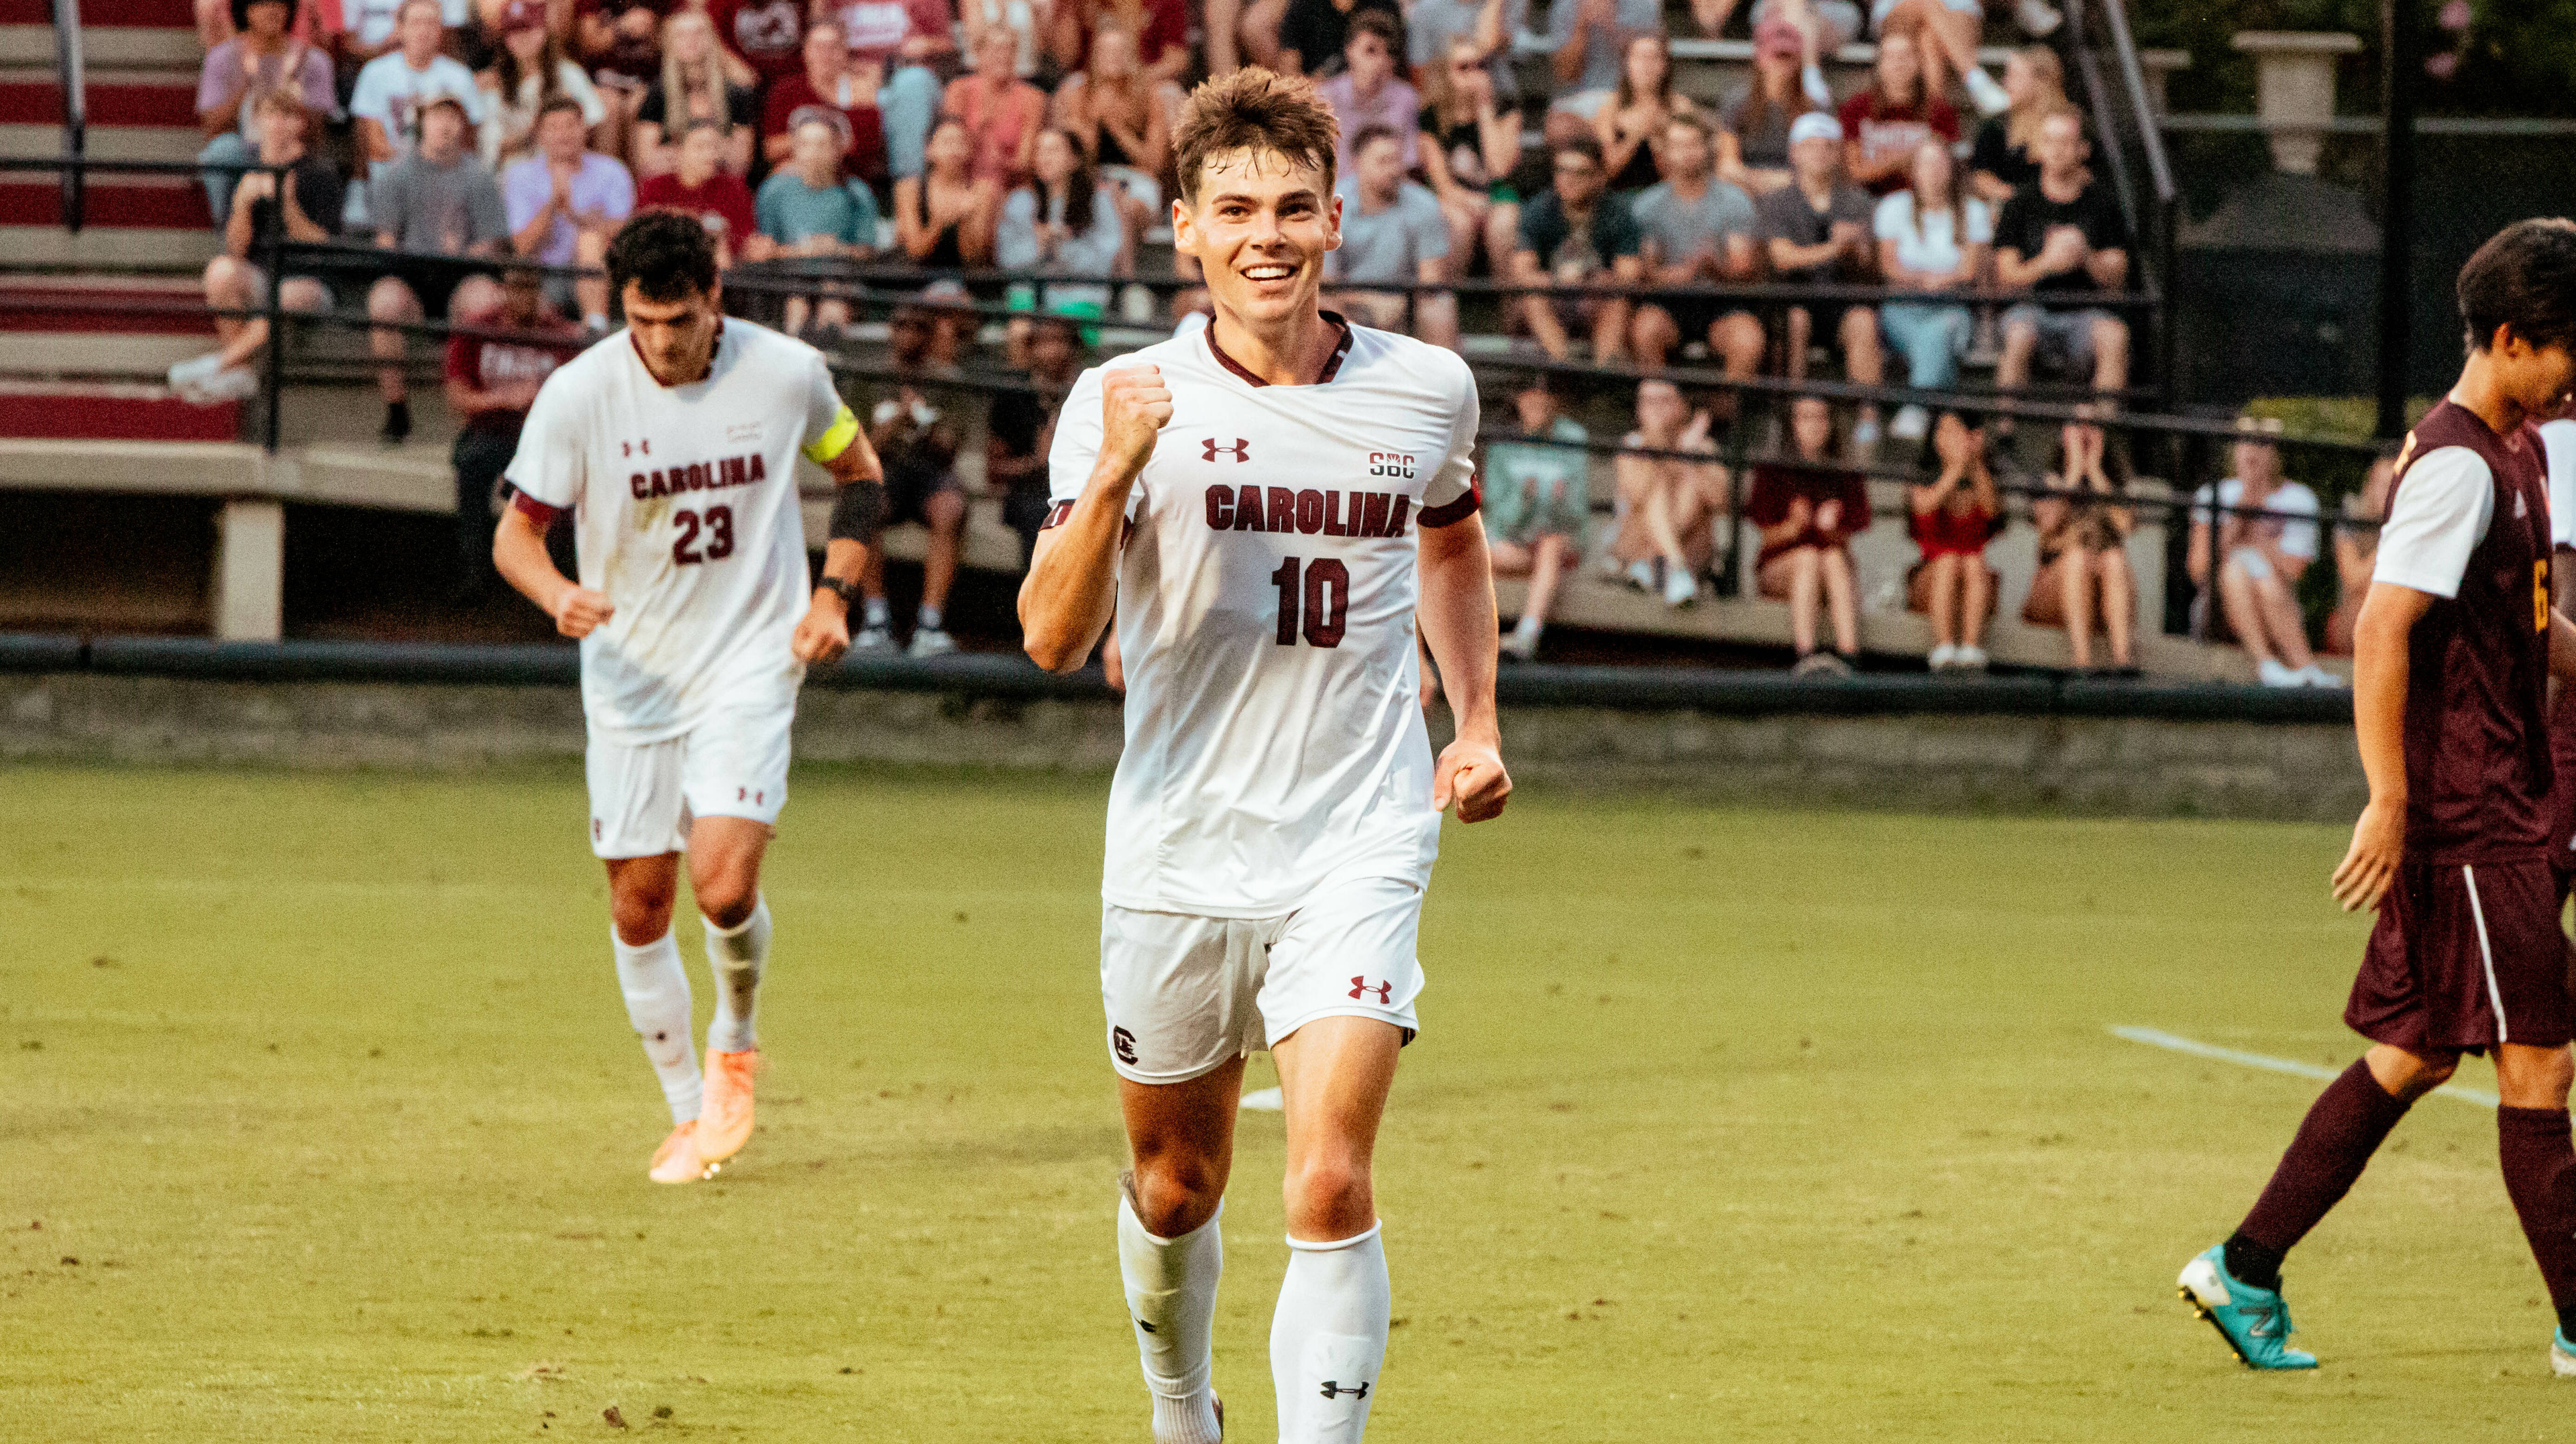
[1052,20,1176,252]
[1611,379,1728,607]
[960,0,1042,85]
[1595,32,1695,196]
[943,25,1049,186]
[1511,134,1642,365]
[352,0,491,225]
[1318,13,1420,174]
[1415,37,1525,278]
[1689,0,1859,50]
[328,0,430,78]
[1874,138,1988,440]
[633,9,757,176]
[2325,451,2400,657]
[1907,408,2002,673]
[479,0,607,170]
[445,265,582,599]
[1483,376,1592,659]
[896,117,1001,268]
[637,120,759,262]
[998,127,1125,318]
[1544,0,1661,133]
[854,310,967,657]
[834,0,952,178]
[1276,0,1399,79]
[986,312,1084,561]
[1966,46,2063,205]
[706,0,810,87]
[1326,125,1456,347]
[761,22,890,187]
[1406,0,1522,87]
[1994,107,2131,400]
[1758,113,1884,449]
[2025,405,2139,673]
[1719,15,1825,195]
[364,93,509,445]
[170,91,342,405]
[1837,30,1957,197]
[1627,113,1762,377]
[1746,396,1869,673]
[747,111,883,332]
[575,0,667,160]
[1046,0,1190,86]
[2188,418,2336,688]
[1872,0,2009,117]
[502,96,635,328]
[196,0,335,226]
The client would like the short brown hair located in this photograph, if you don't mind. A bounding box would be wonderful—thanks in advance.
[1171,66,1340,207]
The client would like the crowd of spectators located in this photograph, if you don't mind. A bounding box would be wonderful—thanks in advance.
[160,0,2353,681]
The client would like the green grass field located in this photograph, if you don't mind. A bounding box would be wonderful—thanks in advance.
[6,764,2572,1441]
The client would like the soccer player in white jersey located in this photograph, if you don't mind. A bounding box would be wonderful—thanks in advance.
[494,211,885,1184]
[1020,68,1511,1444]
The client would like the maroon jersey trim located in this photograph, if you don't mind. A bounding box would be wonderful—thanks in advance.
[1203,310,1354,388]
[511,491,566,527]
[1417,478,1481,529]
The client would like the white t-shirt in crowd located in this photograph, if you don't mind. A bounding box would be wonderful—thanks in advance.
[2372,445,2496,599]
[506,320,846,742]
[2540,417,2576,549]
[338,0,473,49]
[1046,319,1481,917]
[2192,476,2321,561]
[350,52,489,147]
[1872,192,1992,278]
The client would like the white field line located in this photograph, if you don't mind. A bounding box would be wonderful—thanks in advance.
[2110,1025,2500,1109]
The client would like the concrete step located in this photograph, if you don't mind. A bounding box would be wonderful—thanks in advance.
[0,23,201,66]
[1,120,203,161]
[0,377,237,439]
[0,222,220,268]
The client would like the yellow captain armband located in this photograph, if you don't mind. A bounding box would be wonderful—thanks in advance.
[802,404,860,464]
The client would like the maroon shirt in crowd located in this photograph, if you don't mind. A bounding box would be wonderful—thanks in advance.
[637,170,760,252]
[445,309,586,440]
[1748,463,1872,569]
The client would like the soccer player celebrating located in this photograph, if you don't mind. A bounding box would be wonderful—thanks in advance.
[2178,218,2576,1372]
[1018,68,1510,1443]
[495,211,885,1184]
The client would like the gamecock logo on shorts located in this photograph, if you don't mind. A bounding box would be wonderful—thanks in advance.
[1112,1025,1138,1065]
[1348,977,1392,1004]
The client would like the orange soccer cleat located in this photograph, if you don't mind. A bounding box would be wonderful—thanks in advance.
[696,1047,763,1164]
[648,1120,714,1184]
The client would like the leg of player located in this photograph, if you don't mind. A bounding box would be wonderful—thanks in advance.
[2180,1042,2454,1368]
[1118,1060,1243,1444]
[689,815,774,1168]
[2491,1042,2576,1372]
[1269,1016,1401,1443]
[606,852,712,1183]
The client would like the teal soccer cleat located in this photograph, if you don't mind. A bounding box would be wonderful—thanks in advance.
[2552,1329,2576,1378]
[2178,1246,2318,1370]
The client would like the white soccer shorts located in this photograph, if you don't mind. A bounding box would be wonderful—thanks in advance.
[1099,875,1426,1085]
[583,704,794,858]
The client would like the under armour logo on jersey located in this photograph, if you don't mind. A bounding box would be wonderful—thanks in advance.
[1112,1025,1138,1065]
[620,439,651,457]
[1319,1380,1370,1400]
[1203,437,1250,463]
[1349,977,1393,1004]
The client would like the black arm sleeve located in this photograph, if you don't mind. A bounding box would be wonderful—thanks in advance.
[827,476,885,543]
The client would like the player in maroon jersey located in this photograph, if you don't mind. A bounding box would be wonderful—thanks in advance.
[2177,219,2576,1373]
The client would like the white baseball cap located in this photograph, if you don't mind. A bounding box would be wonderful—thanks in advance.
[1787,112,1844,147]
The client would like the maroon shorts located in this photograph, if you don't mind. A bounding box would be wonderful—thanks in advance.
[2346,856,2574,1055]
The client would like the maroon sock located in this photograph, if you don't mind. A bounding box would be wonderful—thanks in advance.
[2237,1058,2415,1257]
[2497,1105,2576,1319]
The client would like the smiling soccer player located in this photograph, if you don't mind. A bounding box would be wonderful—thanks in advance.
[1018,67,1511,1444]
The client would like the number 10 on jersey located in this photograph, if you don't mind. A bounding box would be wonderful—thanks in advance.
[1271,557,1348,648]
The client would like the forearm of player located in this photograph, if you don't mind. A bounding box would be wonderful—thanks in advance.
[1417,514,1501,742]
[494,503,612,637]
[1018,469,1134,671]
[2332,581,2432,911]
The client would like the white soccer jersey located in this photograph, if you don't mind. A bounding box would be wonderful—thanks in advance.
[1047,316,1481,917]
[508,319,845,742]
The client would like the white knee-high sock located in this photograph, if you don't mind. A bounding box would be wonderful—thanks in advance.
[1118,1190,1224,1444]
[702,896,770,1055]
[612,927,702,1123]
[1270,1224,1389,1444]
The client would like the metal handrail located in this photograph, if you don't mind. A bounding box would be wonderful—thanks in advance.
[2099,0,2177,205]
[52,0,87,233]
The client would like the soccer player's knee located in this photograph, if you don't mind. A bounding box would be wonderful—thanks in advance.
[1283,1156,1373,1233]
[1130,1154,1223,1233]
[693,871,758,928]
[610,885,676,941]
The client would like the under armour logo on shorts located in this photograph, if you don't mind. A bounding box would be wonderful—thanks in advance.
[1349,977,1393,1004]
[1203,437,1250,463]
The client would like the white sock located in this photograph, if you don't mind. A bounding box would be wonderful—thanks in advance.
[612,928,702,1123]
[702,897,769,1056]
[917,602,944,631]
[1270,1224,1389,1444]
[1118,1190,1224,1444]
[1963,65,2011,117]
[1511,613,1541,644]
[584,311,609,331]
[863,596,892,628]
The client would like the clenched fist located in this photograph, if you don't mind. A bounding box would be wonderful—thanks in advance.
[1097,363,1173,482]
[550,584,615,639]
